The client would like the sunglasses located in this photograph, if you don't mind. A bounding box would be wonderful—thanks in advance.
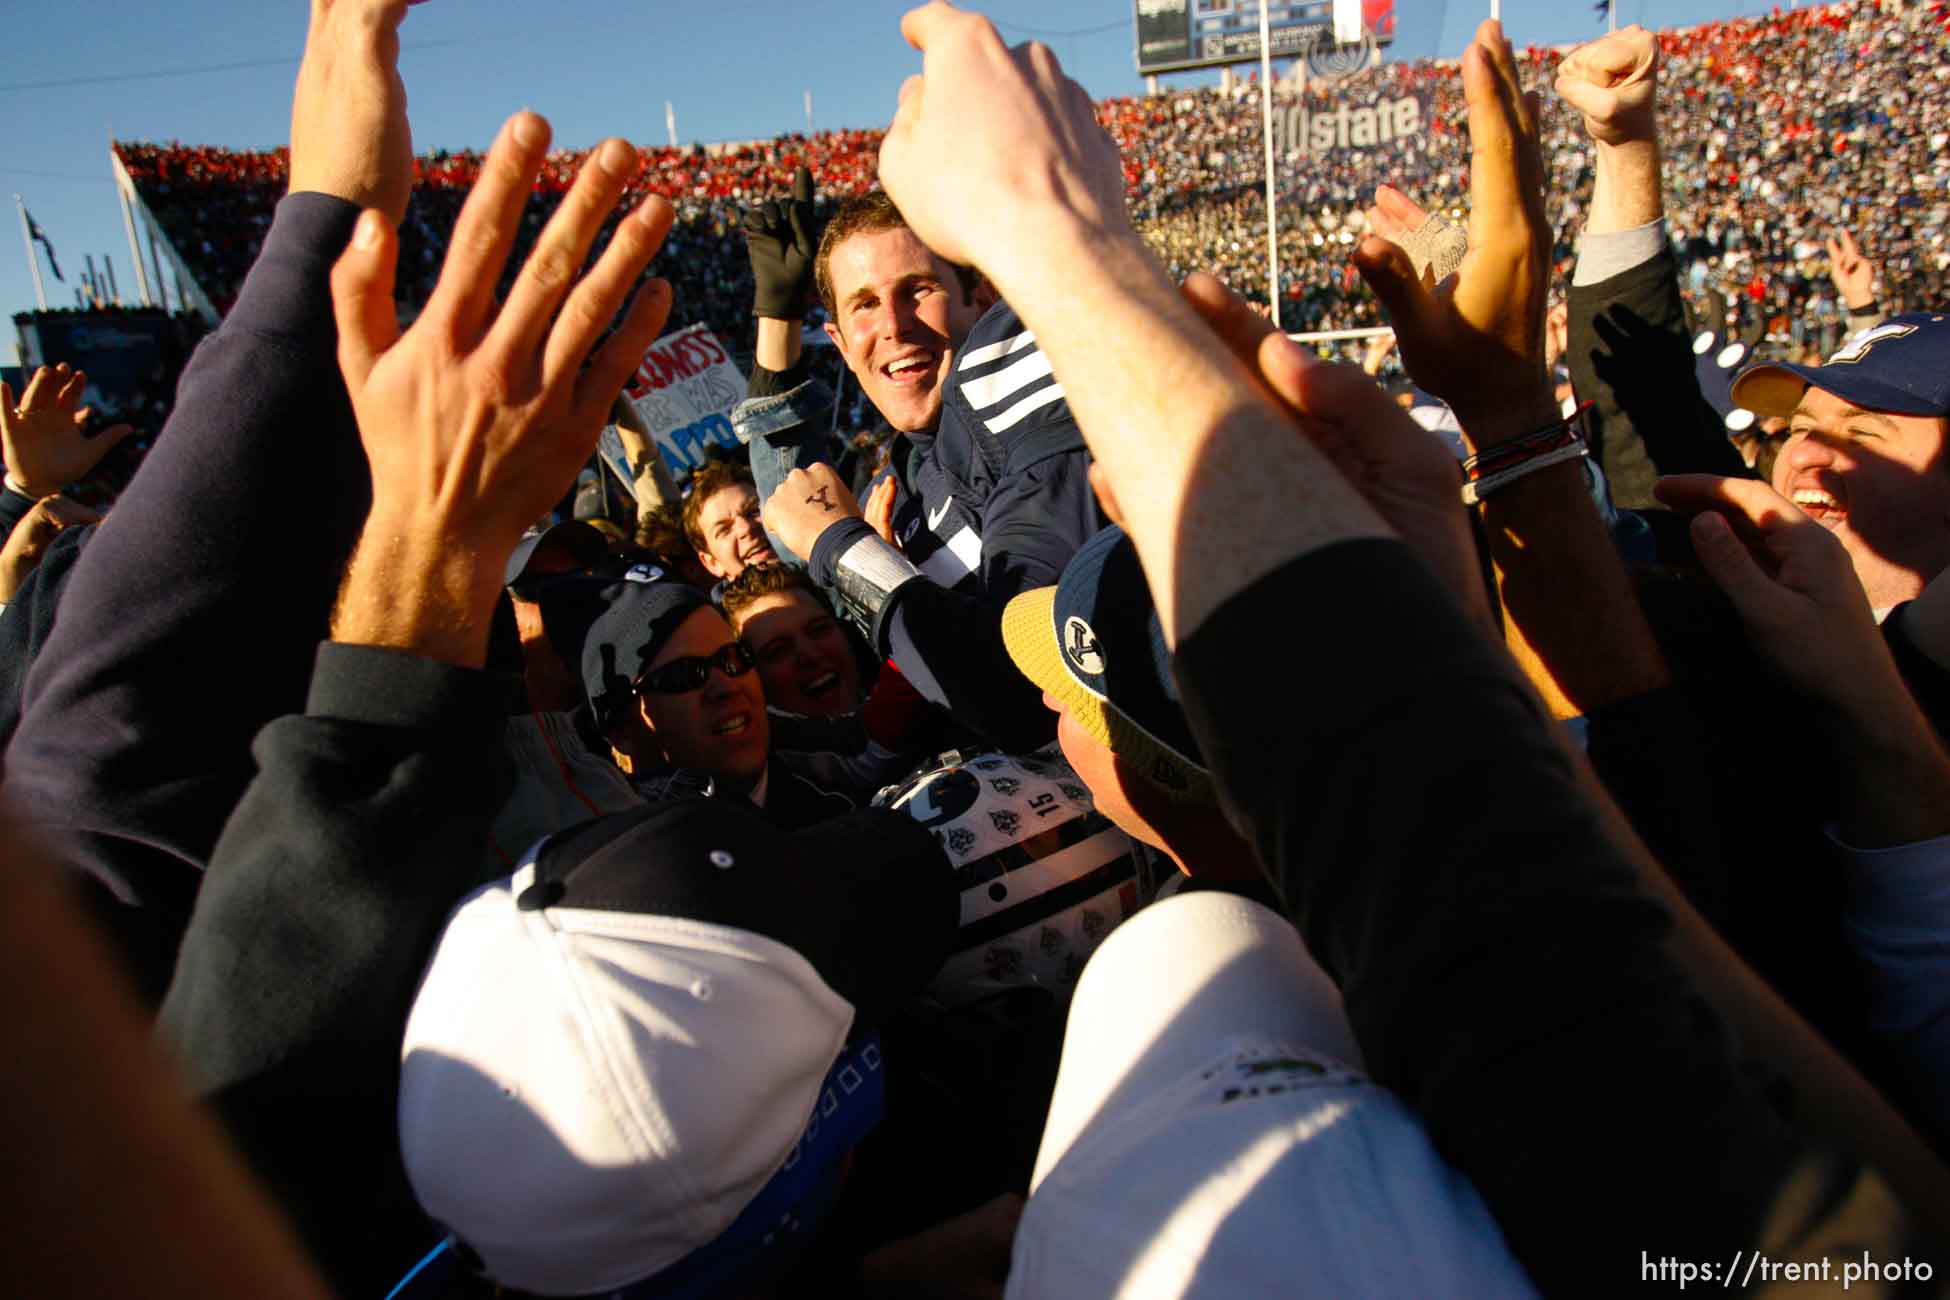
[633,641,757,696]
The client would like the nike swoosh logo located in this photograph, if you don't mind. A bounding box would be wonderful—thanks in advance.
[927,498,953,532]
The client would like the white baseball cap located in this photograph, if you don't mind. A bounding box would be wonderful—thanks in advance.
[1008,891,1539,1297]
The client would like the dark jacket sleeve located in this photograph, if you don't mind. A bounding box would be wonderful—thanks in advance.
[159,641,512,1299]
[3,194,372,1001]
[1174,539,1854,1295]
[1882,602,1950,744]
[808,454,1096,758]
[0,520,93,753]
[1568,245,1749,508]
[1582,683,1732,921]
[0,484,38,540]
[748,354,810,399]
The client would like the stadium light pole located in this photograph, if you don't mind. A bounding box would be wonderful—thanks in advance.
[1258,0,1282,330]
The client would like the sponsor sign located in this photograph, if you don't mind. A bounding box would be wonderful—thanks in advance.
[1270,93,1422,155]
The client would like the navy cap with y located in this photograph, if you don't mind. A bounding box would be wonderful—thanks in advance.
[1001,525,1209,799]
[1733,312,1950,421]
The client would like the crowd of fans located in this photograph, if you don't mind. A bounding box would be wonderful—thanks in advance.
[8,0,1950,1296]
[117,0,1950,364]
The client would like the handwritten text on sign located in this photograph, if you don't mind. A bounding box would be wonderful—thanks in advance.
[623,322,748,475]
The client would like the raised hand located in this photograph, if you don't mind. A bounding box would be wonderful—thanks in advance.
[1653,474,1887,708]
[745,165,820,320]
[1554,25,1659,148]
[329,111,675,663]
[1352,20,1554,437]
[878,1,1128,281]
[1825,229,1877,311]
[288,0,417,225]
[864,472,900,548]
[763,461,866,562]
[1180,273,1488,627]
[0,364,135,499]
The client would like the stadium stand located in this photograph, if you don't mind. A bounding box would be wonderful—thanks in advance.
[116,3,1949,370]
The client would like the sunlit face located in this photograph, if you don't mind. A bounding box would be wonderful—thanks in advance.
[735,589,864,719]
[1044,690,1163,852]
[695,483,775,581]
[820,226,991,434]
[1770,385,1950,609]
[616,607,769,784]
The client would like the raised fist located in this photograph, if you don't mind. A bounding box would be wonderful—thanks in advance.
[1555,25,1659,148]
[744,165,819,320]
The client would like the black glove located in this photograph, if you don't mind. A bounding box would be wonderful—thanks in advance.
[744,165,819,320]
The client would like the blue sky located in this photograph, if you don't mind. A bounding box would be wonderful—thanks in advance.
[2,0,1778,357]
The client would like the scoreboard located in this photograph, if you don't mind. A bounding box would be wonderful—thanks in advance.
[1135,0,1396,76]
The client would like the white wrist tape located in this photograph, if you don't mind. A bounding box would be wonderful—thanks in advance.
[833,533,924,629]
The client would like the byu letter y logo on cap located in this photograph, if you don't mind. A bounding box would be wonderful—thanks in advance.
[1064,617,1105,675]
[1828,323,1917,365]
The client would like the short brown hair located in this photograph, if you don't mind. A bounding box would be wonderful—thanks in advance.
[813,190,982,322]
[635,503,689,561]
[680,460,757,555]
[720,562,828,633]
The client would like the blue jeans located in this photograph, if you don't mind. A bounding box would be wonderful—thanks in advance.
[732,375,837,567]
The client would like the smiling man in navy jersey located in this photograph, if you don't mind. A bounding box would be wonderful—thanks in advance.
[757,191,1105,752]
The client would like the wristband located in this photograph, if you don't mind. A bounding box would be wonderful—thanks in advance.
[1461,442,1589,505]
[832,533,923,632]
[1460,405,1592,506]
[3,473,39,500]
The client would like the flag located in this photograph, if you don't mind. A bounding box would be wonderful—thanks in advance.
[23,207,63,282]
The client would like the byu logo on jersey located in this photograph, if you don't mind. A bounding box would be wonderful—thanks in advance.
[1828,324,1916,366]
[898,767,981,828]
[1063,616,1105,675]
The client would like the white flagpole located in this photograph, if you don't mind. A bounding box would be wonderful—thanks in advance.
[15,196,46,311]
[1258,0,1281,330]
[117,172,154,306]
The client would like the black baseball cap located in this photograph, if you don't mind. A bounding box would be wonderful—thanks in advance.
[579,578,716,731]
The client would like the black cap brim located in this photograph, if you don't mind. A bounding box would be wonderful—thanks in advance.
[528,799,957,1023]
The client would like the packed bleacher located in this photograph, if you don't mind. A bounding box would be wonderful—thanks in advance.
[9,0,1950,1296]
[118,1,1950,359]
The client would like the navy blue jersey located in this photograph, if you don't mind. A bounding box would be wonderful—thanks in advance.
[875,301,1105,752]
[875,430,986,594]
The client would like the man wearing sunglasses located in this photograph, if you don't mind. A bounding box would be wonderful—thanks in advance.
[580,578,856,827]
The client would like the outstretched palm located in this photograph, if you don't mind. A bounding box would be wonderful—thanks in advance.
[0,364,134,498]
